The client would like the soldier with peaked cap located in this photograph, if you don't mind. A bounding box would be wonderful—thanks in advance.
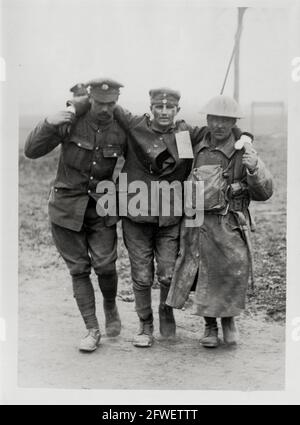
[24,78,127,352]
[166,95,273,348]
[114,87,198,348]
[70,83,88,97]
[68,89,254,348]
[69,87,193,345]
[67,88,248,348]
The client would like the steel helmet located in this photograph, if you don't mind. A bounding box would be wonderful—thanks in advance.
[200,95,244,118]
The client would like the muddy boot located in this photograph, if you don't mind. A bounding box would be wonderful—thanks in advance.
[199,317,219,348]
[133,316,154,348]
[103,301,121,337]
[159,285,176,337]
[79,328,101,352]
[221,317,239,345]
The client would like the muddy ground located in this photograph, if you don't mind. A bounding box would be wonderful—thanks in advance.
[18,133,286,391]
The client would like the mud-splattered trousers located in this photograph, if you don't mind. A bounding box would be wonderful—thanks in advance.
[122,218,180,320]
[112,107,205,323]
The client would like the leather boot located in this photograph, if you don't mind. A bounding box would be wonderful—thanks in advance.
[133,315,154,347]
[103,301,121,337]
[159,284,176,337]
[199,317,219,348]
[79,328,101,352]
[221,317,239,345]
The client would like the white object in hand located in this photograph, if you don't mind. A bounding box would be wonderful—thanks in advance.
[234,134,252,151]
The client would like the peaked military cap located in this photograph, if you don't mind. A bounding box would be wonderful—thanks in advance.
[85,78,123,102]
[149,87,181,106]
[70,83,88,97]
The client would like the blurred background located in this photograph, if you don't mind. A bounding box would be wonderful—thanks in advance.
[1,0,288,142]
[10,0,287,389]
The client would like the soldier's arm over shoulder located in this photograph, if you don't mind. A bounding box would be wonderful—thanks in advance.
[246,157,273,201]
[24,119,65,159]
[186,124,207,147]
[113,105,142,131]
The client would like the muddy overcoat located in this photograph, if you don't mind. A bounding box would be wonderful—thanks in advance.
[166,130,273,317]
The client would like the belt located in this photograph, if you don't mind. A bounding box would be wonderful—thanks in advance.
[229,197,249,212]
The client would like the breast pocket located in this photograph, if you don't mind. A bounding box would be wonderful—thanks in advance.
[63,137,94,171]
[102,145,123,158]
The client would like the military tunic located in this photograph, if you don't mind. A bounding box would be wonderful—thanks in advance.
[114,106,204,226]
[166,130,273,317]
[113,107,205,295]
[24,112,127,276]
[25,78,127,335]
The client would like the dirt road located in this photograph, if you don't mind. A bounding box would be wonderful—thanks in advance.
[18,252,285,391]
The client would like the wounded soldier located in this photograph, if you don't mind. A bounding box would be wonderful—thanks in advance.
[167,95,273,348]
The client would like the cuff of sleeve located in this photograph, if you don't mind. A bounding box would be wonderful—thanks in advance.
[42,119,61,136]
[246,158,266,184]
[44,118,57,130]
[246,166,258,176]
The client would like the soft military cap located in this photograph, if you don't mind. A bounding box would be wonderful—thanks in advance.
[85,78,123,103]
[149,87,181,106]
[70,83,88,97]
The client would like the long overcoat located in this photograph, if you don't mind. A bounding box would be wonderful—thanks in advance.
[166,131,273,317]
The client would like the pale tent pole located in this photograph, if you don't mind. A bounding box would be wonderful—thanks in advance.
[220,7,247,97]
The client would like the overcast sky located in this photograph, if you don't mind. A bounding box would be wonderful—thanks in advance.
[2,0,288,121]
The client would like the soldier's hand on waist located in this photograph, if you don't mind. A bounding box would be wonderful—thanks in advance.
[45,110,75,127]
[242,148,258,173]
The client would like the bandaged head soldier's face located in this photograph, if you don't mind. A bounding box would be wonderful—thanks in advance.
[149,88,181,130]
[151,103,179,129]
[207,115,237,142]
[86,78,123,123]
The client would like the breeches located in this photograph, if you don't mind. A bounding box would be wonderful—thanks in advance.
[51,205,117,278]
[50,202,118,328]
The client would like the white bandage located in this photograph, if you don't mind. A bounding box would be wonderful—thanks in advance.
[234,134,253,150]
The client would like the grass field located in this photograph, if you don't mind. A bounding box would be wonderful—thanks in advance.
[19,128,287,321]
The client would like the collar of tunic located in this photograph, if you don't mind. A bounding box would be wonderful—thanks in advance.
[196,131,236,159]
[150,121,176,134]
[85,111,114,131]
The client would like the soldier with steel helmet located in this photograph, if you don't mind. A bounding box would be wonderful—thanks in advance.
[67,89,249,348]
[167,94,273,348]
[24,78,127,352]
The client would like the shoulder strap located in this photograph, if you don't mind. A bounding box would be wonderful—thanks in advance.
[223,150,238,174]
